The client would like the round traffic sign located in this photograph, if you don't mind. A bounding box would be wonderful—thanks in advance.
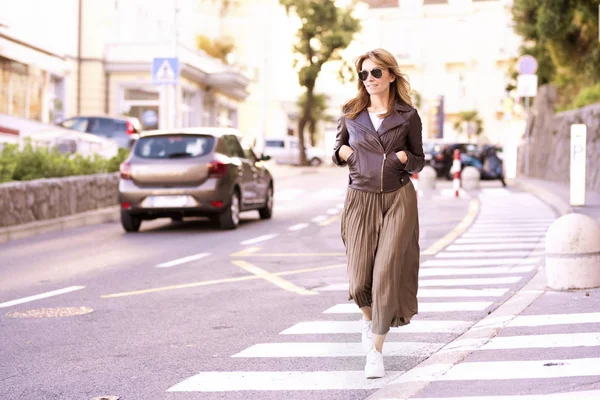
[517,55,538,75]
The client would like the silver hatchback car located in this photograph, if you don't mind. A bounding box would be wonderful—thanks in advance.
[118,128,274,232]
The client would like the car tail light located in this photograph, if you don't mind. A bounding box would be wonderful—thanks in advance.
[120,162,132,180]
[435,153,444,161]
[126,121,136,135]
[210,201,224,208]
[208,161,227,178]
[121,202,131,209]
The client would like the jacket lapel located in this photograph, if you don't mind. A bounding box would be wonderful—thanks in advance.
[354,110,381,141]
[378,112,406,135]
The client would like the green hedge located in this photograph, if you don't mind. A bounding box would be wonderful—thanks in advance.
[0,142,129,183]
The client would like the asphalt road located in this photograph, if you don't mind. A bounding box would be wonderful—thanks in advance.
[0,166,544,400]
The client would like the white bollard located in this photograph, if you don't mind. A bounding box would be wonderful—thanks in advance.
[461,166,481,190]
[545,213,600,290]
[420,166,437,190]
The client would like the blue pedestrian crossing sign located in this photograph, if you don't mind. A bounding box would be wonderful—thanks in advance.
[152,57,180,85]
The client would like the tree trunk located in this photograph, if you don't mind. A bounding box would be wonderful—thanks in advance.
[309,119,316,147]
[297,85,315,166]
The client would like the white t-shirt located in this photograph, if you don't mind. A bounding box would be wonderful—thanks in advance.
[369,112,385,131]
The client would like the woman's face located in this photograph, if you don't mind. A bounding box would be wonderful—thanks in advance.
[360,58,395,97]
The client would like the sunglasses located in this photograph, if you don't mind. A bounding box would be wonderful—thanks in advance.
[358,68,384,81]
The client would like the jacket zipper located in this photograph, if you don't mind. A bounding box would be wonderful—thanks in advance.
[380,153,386,193]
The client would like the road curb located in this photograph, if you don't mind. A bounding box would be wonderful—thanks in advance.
[0,206,120,244]
[512,178,573,216]
[368,237,548,399]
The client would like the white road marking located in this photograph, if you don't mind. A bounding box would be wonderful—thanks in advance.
[422,258,540,267]
[479,332,600,350]
[436,250,544,258]
[280,320,472,335]
[0,286,85,308]
[421,266,535,277]
[311,215,328,223]
[509,312,600,327]
[232,341,444,358]
[446,238,545,247]
[471,223,551,228]
[461,232,544,238]
[315,284,509,297]
[474,219,555,224]
[411,391,600,400]
[336,203,344,209]
[323,302,493,314]
[436,358,600,381]
[421,276,522,286]
[156,253,210,268]
[167,371,403,392]
[480,188,511,195]
[468,228,548,233]
[326,208,339,215]
[288,223,309,231]
[240,234,278,246]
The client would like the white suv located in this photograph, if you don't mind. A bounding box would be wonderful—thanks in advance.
[264,137,325,166]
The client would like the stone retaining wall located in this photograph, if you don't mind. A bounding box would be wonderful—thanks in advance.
[518,85,600,191]
[0,173,119,227]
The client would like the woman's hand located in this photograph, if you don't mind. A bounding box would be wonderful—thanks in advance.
[396,150,408,164]
[339,145,354,161]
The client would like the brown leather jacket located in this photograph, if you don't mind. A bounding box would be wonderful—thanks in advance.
[332,101,425,193]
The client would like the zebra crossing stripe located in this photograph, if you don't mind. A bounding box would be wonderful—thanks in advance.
[461,232,544,238]
[479,332,600,350]
[422,258,540,267]
[509,312,600,327]
[323,302,493,314]
[435,250,543,258]
[455,237,543,244]
[446,243,540,251]
[280,320,472,334]
[420,266,535,277]
[167,370,404,392]
[411,390,600,400]
[232,341,444,358]
[315,285,509,298]
[420,277,522,286]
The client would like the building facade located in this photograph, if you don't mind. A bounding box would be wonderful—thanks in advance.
[0,0,250,134]
[359,0,524,145]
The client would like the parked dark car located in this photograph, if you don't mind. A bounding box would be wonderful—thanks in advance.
[430,142,481,179]
[118,127,273,232]
[58,115,142,149]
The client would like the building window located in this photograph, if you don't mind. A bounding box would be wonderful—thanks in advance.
[0,57,49,122]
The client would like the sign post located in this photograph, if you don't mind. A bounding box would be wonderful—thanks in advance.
[570,124,587,206]
[152,57,180,129]
[516,55,538,176]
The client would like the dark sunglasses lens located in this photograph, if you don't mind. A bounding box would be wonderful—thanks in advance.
[358,71,368,81]
[371,69,383,79]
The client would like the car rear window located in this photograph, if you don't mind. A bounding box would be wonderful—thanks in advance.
[134,135,215,159]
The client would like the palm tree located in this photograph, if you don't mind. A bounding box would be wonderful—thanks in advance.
[453,110,483,142]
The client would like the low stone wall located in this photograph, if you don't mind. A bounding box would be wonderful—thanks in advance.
[0,173,119,228]
[518,85,600,191]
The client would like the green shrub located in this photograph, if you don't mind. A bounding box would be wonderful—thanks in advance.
[0,140,130,183]
[571,83,600,110]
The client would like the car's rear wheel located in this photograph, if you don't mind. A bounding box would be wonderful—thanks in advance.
[121,210,142,232]
[258,185,273,220]
[219,190,240,230]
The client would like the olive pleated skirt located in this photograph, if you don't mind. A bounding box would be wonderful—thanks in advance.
[340,183,420,335]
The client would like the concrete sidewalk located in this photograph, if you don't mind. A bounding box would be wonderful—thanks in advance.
[512,176,600,222]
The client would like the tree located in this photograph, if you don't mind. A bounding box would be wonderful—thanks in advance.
[196,35,235,64]
[511,0,600,107]
[453,111,483,142]
[297,93,335,147]
[279,0,361,165]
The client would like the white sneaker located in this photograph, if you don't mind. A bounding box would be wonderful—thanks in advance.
[360,318,373,353]
[364,346,385,379]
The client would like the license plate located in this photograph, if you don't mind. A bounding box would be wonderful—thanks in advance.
[149,196,191,208]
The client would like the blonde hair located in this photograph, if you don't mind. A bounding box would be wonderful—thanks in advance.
[342,48,413,120]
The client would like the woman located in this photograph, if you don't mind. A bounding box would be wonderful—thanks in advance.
[332,48,424,379]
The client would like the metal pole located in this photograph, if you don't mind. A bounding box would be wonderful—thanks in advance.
[525,96,530,176]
